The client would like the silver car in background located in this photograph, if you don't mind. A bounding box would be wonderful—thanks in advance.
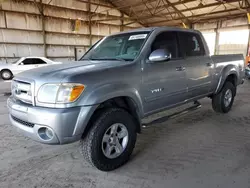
[0,57,61,80]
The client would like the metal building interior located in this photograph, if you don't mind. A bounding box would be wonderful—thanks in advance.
[0,0,249,63]
[1,0,250,188]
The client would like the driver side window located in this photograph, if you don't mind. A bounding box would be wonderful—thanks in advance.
[21,59,34,65]
[151,32,179,59]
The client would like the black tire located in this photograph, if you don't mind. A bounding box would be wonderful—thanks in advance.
[212,81,236,113]
[79,108,137,171]
[1,70,13,80]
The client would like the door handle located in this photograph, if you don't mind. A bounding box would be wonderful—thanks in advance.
[176,66,186,71]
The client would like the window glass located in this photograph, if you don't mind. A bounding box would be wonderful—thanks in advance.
[21,59,34,65]
[151,32,179,59]
[35,59,47,64]
[179,32,205,57]
[21,58,47,65]
[82,32,149,61]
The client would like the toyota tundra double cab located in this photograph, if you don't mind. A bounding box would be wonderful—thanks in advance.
[7,27,245,171]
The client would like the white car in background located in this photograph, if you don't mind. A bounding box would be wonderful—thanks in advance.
[0,57,61,80]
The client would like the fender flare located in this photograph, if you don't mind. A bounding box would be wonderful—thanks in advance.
[215,65,238,94]
[80,83,144,117]
[73,83,144,136]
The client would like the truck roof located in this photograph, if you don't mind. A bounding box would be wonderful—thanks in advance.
[113,26,200,36]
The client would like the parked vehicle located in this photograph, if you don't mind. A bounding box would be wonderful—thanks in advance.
[245,48,250,78]
[245,63,250,79]
[0,57,61,80]
[7,27,245,171]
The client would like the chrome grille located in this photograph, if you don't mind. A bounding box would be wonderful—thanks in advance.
[11,115,35,128]
[12,80,33,104]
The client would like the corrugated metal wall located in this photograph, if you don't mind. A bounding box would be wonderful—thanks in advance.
[0,0,142,63]
[194,17,250,56]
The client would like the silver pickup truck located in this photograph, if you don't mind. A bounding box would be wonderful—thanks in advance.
[7,27,245,171]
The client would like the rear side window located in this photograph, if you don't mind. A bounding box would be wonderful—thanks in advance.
[35,59,47,64]
[178,32,205,57]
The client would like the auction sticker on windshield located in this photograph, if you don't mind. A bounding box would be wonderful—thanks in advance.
[129,34,147,40]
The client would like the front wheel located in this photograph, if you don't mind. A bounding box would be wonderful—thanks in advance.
[1,70,13,80]
[212,82,236,113]
[79,108,137,171]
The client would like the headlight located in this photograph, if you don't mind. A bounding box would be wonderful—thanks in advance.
[37,83,85,104]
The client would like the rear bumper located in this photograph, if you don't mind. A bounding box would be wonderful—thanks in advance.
[7,96,97,145]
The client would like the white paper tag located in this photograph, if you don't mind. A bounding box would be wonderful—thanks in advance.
[129,34,147,40]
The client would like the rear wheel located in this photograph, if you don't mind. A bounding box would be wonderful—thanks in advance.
[1,70,13,80]
[212,81,236,113]
[79,108,137,171]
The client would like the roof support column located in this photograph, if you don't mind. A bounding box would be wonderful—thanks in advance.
[120,13,124,31]
[88,0,92,46]
[214,20,222,55]
[39,0,47,57]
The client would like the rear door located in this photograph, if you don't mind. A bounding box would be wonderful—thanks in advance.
[178,31,213,99]
[142,31,188,114]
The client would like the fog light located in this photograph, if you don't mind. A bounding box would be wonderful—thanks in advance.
[45,128,53,138]
[38,127,54,141]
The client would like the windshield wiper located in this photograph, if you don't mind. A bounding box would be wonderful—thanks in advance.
[91,57,133,61]
[104,57,126,61]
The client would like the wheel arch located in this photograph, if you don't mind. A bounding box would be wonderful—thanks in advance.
[82,96,142,138]
[215,65,238,94]
[77,83,144,138]
[1,68,12,73]
[225,74,237,87]
[98,96,142,132]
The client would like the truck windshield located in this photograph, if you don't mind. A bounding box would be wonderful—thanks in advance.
[81,32,150,61]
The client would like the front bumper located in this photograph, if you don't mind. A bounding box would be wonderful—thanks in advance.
[7,96,97,144]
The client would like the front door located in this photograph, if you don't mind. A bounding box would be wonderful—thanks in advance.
[142,31,188,115]
[178,31,213,99]
[18,58,37,72]
[18,58,48,73]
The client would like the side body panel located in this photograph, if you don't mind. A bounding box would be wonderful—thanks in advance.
[63,62,145,117]
[211,54,245,93]
[177,31,215,98]
[142,59,187,114]
[138,30,188,115]
[184,56,214,98]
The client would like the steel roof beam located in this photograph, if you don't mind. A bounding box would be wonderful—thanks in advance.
[146,8,247,25]
[91,0,239,22]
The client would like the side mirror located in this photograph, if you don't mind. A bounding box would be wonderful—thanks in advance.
[19,62,24,65]
[149,49,171,62]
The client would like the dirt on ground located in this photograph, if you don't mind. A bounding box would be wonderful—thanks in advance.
[1,80,250,188]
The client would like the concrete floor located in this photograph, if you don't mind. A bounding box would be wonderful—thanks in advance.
[1,80,250,188]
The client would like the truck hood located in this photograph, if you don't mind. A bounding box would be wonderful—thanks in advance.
[15,60,130,83]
